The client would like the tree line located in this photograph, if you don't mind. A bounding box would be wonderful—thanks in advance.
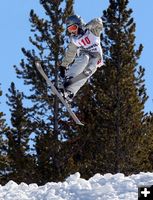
[0,0,153,185]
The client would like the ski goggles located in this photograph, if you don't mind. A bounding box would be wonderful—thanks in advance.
[67,24,78,33]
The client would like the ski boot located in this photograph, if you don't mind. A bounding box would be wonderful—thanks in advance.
[58,82,74,105]
[60,88,74,104]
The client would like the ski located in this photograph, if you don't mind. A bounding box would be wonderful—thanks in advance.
[35,61,84,126]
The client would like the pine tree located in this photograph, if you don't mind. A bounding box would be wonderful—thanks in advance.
[101,0,148,174]
[14,0,77,183]
[5,82,35,183]
[75,0,148,176]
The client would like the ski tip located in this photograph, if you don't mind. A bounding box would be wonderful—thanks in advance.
[77,122,84,126]
[35,61,42,69]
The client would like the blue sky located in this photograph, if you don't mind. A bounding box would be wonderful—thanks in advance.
[0,0,153,122]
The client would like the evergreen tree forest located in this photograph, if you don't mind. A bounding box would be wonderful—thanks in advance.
[0,0,153,185]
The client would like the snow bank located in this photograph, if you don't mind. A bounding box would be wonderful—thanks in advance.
[0,172,153,200]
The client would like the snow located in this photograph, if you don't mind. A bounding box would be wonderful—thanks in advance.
[0,172,153,200]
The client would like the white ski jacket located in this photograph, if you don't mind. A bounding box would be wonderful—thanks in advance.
[61,18,103,67]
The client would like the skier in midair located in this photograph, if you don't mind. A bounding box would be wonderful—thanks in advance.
[59,14,104,103]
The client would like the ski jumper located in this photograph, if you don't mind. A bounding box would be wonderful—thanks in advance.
[61,18,104,96]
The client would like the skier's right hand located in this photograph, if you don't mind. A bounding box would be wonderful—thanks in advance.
[59,66,66,78]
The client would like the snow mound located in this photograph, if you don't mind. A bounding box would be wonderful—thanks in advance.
[0,172,153,200]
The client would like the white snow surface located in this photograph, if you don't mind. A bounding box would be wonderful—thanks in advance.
[0,172,153,200]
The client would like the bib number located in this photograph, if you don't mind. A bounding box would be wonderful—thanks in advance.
[79,36,91,46]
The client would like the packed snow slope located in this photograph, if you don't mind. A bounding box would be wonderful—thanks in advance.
[0,172,153,200]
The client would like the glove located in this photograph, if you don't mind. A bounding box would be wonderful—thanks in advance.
[59,66,66,78]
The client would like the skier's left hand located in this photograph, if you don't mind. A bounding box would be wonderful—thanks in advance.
[59,66,66,78]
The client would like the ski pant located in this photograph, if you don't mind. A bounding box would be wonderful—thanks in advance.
[65,53,100,96]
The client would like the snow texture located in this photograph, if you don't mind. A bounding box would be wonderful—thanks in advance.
[0,172,153,200]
